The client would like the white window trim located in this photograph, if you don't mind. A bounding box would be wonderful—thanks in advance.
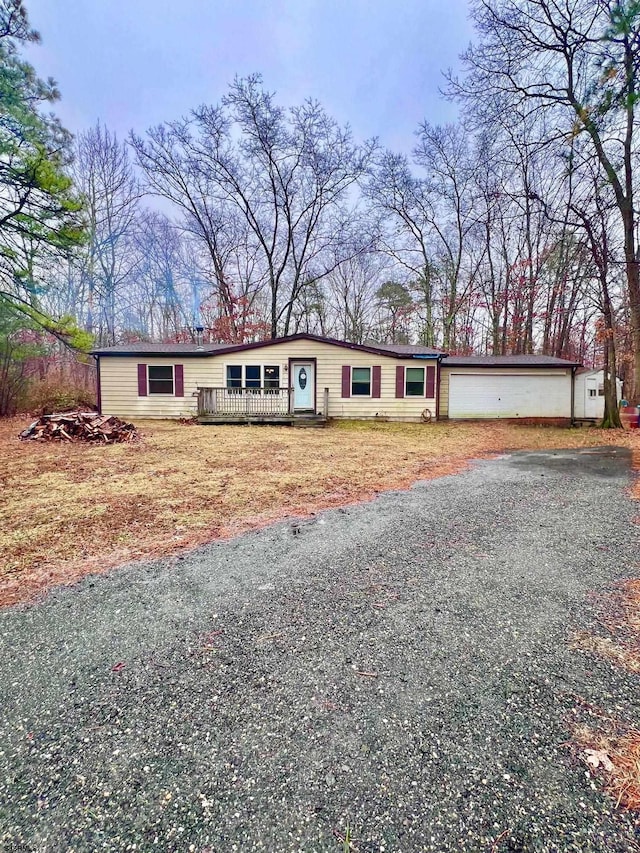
[224,363,285,389]
[351,365,373,398]
[405,366,426,397]
[148,364,175,395]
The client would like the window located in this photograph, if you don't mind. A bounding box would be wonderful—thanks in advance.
[264,365,280,391]
[226,365,281,391]
[598,385,605,396]
[245,365,261,390]
[226,365,242,389]
[405,366,425,396]
[352,366,371,396]
[588,388,597,398]
[148,365,174,394]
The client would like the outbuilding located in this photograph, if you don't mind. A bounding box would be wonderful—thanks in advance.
[573,368,623,421]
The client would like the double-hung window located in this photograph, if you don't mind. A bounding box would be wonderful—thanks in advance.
[351,367,371,396]
[264,365,280,393]
[148,365,174,394]
[226,365,242,391]
[405,367,425,396]
[226,365,281,392]
[245,365,261,392]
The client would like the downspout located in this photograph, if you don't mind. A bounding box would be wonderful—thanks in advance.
[570,366,576,426]
[94,355,102,414]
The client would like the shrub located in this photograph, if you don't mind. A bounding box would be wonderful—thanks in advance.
[24,379,96,414]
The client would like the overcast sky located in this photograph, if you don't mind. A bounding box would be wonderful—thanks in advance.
[24,0,473,155]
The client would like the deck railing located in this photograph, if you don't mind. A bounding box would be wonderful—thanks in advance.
[197,386,293,417]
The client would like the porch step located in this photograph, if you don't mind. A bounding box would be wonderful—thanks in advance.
[292,416,328,428]
[197,414,328,427]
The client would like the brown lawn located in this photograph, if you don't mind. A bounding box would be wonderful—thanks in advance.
[1,416,638,608]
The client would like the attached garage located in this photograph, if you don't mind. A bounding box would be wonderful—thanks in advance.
[440,356,578,421]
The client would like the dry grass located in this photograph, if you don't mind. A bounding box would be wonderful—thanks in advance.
[567,460,640,812]
[573,722,640,811]
[1,416,638,608]
[572,579,640,674]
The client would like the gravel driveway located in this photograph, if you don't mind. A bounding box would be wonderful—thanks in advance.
[1,446,639,852]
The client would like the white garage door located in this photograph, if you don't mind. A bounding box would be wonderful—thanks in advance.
[448,373,570,419]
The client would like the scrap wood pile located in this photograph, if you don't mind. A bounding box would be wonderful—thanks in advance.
[19,411,139,444]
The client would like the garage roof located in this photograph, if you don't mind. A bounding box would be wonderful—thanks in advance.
[444,355,580,368]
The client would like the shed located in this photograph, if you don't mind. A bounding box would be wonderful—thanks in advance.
[573,368,623,420]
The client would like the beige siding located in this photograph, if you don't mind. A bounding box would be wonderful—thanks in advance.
[100,356,215,419]
[439,369,450,418]
[99,340,439,420]
[440,366,572,419]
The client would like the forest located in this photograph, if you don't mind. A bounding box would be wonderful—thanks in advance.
[1,0,639,423]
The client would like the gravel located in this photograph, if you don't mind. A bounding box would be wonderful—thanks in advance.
[1,446,639,852]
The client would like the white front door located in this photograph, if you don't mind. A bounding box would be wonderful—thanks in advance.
[292,362,314,411]
[584,378,601,418]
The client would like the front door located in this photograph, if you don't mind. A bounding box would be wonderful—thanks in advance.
[292,362,314,411]
[584,377,600,419]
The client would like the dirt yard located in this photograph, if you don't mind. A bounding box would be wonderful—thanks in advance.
[1,417,638,608]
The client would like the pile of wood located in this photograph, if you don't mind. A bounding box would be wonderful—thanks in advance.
[19,411,139,444]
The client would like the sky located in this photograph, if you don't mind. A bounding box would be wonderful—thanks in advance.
[24,0,474,156]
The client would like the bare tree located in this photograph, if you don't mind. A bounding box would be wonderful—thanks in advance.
[326,252,385,343]
[131,75,376,338]
[450,0,640,397]
[73,123,141,344]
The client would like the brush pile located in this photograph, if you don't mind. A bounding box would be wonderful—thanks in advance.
[19,411,139,444]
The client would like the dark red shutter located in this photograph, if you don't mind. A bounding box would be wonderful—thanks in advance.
[426,365,436,398]
[341,365,351,398]
[137,363,147,396]
[395,365,405,398]
[372,365,381,398]
[174,364,184,397]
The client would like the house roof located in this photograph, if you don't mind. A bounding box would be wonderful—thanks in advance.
[444,354,580,368]
[364,342,443,356]
[91,342,233,356]
[91,335,579,367]
[92,333,444,360]
[575,366,603,375]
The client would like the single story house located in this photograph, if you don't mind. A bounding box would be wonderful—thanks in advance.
[92,333,580,423]
[573,368,623,421]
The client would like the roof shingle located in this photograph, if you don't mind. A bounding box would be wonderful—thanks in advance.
[444,354,579,367]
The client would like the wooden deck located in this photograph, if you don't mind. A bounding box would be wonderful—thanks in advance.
[196,387,327,427]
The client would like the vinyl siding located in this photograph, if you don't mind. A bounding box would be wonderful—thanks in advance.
[440,367,573,419]
[573,371,623,419]
[100,356,216,419]
[99,340,439,420]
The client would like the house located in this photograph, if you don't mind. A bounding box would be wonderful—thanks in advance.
[92,333,580,424]
[573,368,623,421]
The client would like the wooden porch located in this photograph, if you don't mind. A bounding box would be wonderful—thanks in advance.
[196,387,328,427]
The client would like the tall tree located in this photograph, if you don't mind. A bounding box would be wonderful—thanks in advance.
[0,0,85,346]
[450,0,640,397]
[131,75,375,338]
[72,123,141,344]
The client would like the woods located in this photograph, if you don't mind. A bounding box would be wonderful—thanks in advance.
[1,0,638,417]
